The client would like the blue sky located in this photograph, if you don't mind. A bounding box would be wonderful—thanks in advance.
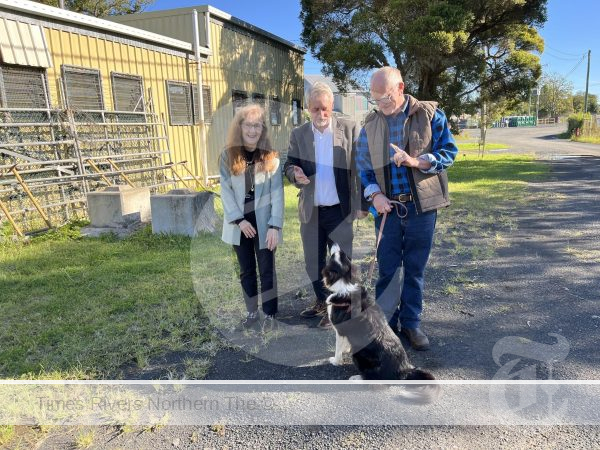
[148,0,599,95]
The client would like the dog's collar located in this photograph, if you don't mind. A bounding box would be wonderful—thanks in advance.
[329,301,352,310]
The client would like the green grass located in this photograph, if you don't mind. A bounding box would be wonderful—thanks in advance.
[457,142,509,151]
[573,135,600,144]
[0,154,548,380]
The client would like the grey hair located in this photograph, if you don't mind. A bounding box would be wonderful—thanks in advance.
[308,81,334,105]
[372,66,403,88]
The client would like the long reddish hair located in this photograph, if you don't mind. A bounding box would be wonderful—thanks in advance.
[225,104,277,176]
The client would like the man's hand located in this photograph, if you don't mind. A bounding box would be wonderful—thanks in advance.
[293,165,310,185]
[355,210,369,220]
[266,228,279,251]
[390,143,418,168]
[239,220,257,238]
[372,193,392,215]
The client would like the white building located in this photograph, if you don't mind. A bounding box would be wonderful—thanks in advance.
[304,74,370,125]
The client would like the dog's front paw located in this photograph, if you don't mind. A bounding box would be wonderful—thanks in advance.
[329,357,342,366]
[349,375,364,381]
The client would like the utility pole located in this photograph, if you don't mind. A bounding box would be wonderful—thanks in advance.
[584,50,591,113]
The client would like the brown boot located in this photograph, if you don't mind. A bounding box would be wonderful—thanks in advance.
[317,314,332,329]
[300,301,326,318]
[401,327,430,351]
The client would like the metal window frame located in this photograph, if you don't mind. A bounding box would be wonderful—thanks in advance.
[192,84,212,125]
[0,63,51,110]
[251,92,265,108]
[232,89,248,116]
[166,80,193,126]
[292,98,302,126]
[61,64,105,110]
[269,95,281,126]
[110,72,145,113]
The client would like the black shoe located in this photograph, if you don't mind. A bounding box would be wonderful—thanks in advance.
[262,314,278,333]
[236,311,259,331]
[401,327,430,351]
[300,302,326,318]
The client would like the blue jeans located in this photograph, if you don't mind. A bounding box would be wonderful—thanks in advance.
[374,202,436,329]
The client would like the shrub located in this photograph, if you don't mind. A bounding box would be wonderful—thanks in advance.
[567,112,592,136]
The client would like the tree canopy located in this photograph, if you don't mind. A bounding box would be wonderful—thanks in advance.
[538,72,573,118]
[34,0,153,17]
[300,0,547,121]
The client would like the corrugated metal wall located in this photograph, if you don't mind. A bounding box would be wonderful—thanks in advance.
[203,17,304,175]
[42,28,205,179]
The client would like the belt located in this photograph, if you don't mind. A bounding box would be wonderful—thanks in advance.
[317,204,340,210]
[390,193,413,202]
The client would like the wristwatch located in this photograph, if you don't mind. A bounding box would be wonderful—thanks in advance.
[367,191,382,202]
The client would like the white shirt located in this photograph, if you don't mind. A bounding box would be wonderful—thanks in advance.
[312,121,340,207]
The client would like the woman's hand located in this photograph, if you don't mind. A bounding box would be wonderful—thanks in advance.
[239,220,257,238]
[266,228,279,251]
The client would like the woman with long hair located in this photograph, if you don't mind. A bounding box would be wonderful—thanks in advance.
[219,104,284,331]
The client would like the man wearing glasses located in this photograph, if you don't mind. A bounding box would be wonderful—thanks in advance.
[284,82,366,328]
[357,67,458,350]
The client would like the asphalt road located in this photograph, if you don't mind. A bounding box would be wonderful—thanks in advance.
[24,125,600,449]
[465,123,600,157]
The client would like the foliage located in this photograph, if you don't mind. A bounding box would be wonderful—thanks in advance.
[538,72,573,118]
[572,91,598,114]
[33,0,153,16]
[566,113,589,136]
[300,0,547,122]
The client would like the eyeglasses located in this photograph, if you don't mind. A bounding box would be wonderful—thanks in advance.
[242,122,263,131]
[368,94,394,106]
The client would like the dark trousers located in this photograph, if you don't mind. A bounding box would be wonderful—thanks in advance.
[300,205,353,303]
[374,201,436,329]
[233,233,278,316]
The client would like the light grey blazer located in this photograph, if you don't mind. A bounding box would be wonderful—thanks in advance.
[219,149,284,249]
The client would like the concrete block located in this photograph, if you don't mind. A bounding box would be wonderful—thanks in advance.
[151,189,216,237]
[87,185,151,228]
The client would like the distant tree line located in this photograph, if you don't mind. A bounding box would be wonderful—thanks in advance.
[33,0,153,17]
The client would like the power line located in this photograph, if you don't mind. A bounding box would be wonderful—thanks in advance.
[545,44,582,57]
[543,50,586,61]
[563,54,586,79]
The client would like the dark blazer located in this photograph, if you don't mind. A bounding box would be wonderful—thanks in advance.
[284,117,367,223]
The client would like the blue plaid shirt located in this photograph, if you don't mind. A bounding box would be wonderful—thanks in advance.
[357,96,458,199]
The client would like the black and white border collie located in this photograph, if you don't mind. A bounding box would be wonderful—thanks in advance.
[322,244,439,394]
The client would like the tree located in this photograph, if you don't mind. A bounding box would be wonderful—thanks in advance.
[538,73,573,118]
[300,0,546,123]
[572,91,598,114]
[33,0,153,17]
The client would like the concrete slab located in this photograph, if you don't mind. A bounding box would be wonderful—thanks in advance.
[87,185,151,228]
[151,189,216,237]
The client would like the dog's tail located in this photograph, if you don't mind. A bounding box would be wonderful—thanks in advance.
[398,368,441,404]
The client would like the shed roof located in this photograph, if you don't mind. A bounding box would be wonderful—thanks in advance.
[0,0,198,54]
[111,5,306,54]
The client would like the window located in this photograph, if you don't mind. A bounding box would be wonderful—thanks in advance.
[232,90,248,116]
[166,80,193,125]
[0,63,49,109]
[252,92,266,109]
[192,84,213,124]
[292,98,302,126]
[62,65,104,110]
[270,96,281,126]
[111,73,144,112]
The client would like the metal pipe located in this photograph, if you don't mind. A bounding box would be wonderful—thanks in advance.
[193,9,209,186]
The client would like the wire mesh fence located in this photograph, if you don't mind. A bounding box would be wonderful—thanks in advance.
[0,106,178,236]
